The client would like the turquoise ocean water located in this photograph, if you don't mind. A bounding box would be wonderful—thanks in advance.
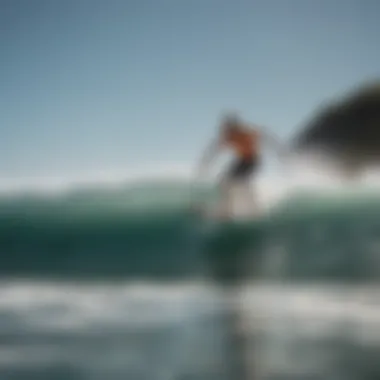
[0,180,378,380]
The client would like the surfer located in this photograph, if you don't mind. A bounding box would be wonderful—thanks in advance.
[195,112,284,220]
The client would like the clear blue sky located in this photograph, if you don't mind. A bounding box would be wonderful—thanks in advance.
[1,0,379,180]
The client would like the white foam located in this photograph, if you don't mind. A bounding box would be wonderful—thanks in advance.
[0,163,193,195]
[0,281,222,332]
[0,281,378,329]
[1,159,380,214]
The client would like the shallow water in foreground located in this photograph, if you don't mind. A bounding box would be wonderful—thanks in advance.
[0,281,378,380]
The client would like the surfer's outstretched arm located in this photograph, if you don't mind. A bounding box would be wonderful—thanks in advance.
[196,139,224,178]
[258,128,287,157]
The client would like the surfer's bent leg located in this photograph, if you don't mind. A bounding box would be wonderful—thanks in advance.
[218,158,255,219]
[242,158,259,215]
[226,157,258,217]
[247,158,260,214]
[219,176,234,219]
[239,179,257,215]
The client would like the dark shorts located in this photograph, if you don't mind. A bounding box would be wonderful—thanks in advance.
[226,156,260,181]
